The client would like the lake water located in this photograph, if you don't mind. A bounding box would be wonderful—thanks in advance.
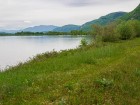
[0,35,91,70]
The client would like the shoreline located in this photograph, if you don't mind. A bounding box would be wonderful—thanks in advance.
[0,38,140,104]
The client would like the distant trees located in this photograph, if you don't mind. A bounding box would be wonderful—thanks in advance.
[70,30,88,35]
[15,31,44,35]
[45,31,69,35]
[92,20,140,42]
[15,30,90,36]
[15,31,69,35]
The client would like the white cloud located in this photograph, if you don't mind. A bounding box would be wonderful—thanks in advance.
[0,0,139,29]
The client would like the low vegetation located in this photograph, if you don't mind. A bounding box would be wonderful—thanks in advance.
[0,37,140,104]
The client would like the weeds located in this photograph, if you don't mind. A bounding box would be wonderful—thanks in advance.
[0,38,140,104]
[134,68,140,76]
[95,78,114,88]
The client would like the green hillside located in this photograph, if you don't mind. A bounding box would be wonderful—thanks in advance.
[122,4,140,20]
[81,12,126,31]
[53,24,80,32]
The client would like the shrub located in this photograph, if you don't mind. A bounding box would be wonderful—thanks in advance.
[116,21,135,40]
[102,23,119,42]
[80,38,88,46]
[102,34,118,42]
[93,20,140,42]
[127,20,140,37]
[93,23,119,42]
[93,24,103,36]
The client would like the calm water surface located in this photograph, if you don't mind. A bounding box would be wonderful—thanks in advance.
[0,35,91,70]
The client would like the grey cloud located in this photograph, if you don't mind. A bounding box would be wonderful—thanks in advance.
[50,0,99,7]
[50,0,134,7]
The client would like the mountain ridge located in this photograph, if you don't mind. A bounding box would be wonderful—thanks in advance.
[22,25,58,32]
[53,24,80,32]
[121,4,140,20]
[80,12,127,31]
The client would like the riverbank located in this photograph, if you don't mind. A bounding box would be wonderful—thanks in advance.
[0,38,140,104]
[0,35,91,70]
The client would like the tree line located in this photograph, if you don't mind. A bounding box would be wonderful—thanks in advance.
[15,30,89,36]
[93,20,140,42]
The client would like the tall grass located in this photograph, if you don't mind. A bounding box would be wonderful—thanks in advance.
[0,38,140,105]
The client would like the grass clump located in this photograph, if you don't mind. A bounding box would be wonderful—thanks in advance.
[134,68,140,76]
[95,78,114,88]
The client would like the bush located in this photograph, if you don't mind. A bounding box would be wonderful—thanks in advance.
[93,20,140,42]
[102,34,118,42]
[116,21,136,40]
[102,23,119,42]
[80,38,88,46]
[127,20,140,37]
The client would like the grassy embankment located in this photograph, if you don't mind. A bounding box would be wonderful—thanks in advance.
[0,38,140,105]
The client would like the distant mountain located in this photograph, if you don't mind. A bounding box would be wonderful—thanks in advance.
[81,12,127,31]
[0,30,19,33]
[121,4,140,20]
[53,24,80,32]
[22,25,58,32]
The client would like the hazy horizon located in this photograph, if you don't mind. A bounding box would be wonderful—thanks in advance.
[0,0,139,30]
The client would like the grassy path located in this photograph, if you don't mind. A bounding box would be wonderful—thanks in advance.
[0,38,140,105]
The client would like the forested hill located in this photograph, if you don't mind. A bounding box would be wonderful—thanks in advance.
[121,4,140,20]
[53,25,80,32]
[81,12,127,31]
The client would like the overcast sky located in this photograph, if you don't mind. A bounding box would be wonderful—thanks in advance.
[0,0,139,30]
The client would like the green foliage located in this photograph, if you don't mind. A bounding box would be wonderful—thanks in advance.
[116,20,140,40]
[102,23,119,42]
[70,30,89,35]
[80,38,88,46]
[134,68,140,76]
[15,31,70,35]
[64,82,74,91]
[92,19,140,42]
[93,22,119,42]
[14,31,90,36]
[93,24,103,36]
[127,20,140,37]
[116,21,135,40]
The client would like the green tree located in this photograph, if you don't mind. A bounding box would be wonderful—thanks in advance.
[127,20,140,37]
[102,22,119,42]
[116,21,135,40]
